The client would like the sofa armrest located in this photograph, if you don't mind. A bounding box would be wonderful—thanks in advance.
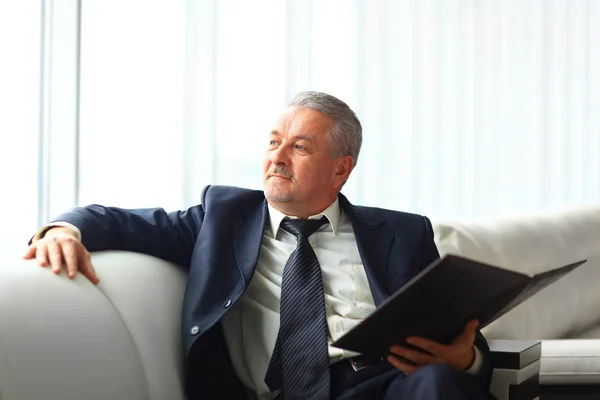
[488,339,542,400]
[0,251,187,400]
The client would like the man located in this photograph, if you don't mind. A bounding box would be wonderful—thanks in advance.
[24,92,493,399]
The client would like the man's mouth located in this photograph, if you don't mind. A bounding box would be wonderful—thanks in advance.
[269,174,291,180]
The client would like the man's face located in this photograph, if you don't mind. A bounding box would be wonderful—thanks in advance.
[263,106,352,216]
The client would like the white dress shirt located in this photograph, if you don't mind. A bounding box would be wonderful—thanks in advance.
[220,199,373,399]
[219,199,482,400]
[36,200,482,400]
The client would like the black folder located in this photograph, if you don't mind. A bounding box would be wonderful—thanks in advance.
[331,254,586,356]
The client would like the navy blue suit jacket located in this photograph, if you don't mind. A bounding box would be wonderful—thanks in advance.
[54,185,492,399]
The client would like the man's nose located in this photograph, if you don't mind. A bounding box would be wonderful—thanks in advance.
[271,145,290,165]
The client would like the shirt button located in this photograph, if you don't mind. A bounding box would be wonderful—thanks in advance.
[223,299,232,308]
[190,326,201,335]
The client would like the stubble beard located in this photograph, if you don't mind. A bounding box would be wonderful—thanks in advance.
[264,167,294,203]
[264,184,293,203]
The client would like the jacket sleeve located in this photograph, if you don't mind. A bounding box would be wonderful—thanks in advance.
[50,203,205,267]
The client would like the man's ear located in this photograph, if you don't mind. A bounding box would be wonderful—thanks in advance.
[334,156,354,187]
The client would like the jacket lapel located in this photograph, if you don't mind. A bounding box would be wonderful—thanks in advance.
[233,199,269,286]
[339,194,393,306]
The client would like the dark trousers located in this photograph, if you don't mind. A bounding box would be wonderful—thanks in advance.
[332,361,494,400]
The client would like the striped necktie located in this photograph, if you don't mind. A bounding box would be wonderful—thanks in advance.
[265,217,330,400]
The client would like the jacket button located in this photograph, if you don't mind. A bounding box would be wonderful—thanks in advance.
[223,299,232,308]
[190,326,201,335]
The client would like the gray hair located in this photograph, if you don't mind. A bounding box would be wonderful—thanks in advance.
[289,91,363,168]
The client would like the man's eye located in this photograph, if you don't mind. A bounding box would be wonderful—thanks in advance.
[269,140,278,146]
[295,144,304,150]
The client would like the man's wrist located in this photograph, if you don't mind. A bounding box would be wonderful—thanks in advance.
[463,345,483,375]
[33,222,82,242]
[462,346,476,371]
[44,226,78,239]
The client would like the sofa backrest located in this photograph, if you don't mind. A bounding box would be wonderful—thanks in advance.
[0,251,187,400]
[433,205,600,340]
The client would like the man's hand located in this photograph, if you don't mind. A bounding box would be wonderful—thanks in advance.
[387,319,479,375]
[23,227,100,284]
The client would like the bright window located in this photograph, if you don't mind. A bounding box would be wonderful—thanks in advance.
[78,0,185,211]
[0,1,40,259]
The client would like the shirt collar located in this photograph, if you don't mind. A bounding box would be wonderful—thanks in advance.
[268,197,342,237]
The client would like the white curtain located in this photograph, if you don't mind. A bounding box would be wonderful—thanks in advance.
[80,0,600,219]
[2,0,600,256]
[0,1,40,259]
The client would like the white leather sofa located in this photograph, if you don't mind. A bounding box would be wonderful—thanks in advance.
[0,205,599,400]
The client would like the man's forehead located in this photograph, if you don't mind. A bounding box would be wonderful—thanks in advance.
[272,106,333,134]
[270,130,315,142]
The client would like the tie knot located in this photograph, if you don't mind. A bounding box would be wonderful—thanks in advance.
[280,217,328,239]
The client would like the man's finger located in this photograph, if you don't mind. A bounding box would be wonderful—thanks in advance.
[47,240,64,274]
[387,355,419,375]
[390,344,441,365]
[23,244,37,260]
[62,245,79,279]
[405,337,448,357]
[465,319,480,332]
[35,244,48,267]
[80,255,100,285]
[451,319,479,345]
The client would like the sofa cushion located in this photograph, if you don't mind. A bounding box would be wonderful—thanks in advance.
[539,340,600,384]
[574,325,600,340]
[433,206,600,340]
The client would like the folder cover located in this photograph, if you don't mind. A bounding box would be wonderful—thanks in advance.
[332,254,586,356]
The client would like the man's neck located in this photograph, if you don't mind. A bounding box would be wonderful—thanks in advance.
[267,197,342,237]
[267,198,337,219]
